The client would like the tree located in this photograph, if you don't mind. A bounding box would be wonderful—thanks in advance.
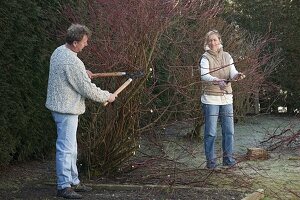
[224,0,300,113]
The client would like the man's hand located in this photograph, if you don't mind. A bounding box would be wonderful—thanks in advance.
[107,93,117,102]
[86,70,93,79]
[233,72,246,81]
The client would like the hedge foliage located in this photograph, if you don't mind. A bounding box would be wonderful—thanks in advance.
[0,0,74,166]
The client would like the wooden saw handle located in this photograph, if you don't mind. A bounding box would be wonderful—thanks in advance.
[103,78,133,106]
[92,72,126,78]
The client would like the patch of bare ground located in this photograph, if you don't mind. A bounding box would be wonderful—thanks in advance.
[0,156,248,200]
[8,115,300,199]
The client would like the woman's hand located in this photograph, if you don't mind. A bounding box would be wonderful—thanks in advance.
[213,78,227,90]
[233,72,246,81]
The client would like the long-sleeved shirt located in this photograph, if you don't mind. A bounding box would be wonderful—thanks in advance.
[46,45,110,115]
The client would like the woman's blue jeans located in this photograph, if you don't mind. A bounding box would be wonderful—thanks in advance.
[52,112,80,190]
[202,104,236,168]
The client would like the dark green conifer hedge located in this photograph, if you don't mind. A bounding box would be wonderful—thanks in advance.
[0,1,73,165]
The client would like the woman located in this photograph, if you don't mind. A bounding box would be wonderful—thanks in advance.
[199,30,245,169]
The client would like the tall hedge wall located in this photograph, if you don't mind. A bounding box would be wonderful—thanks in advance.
[0,1,73,165]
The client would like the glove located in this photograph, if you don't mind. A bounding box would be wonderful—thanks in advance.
[233,72,246,81]
[213,78,227,90]
[218,80,227,90]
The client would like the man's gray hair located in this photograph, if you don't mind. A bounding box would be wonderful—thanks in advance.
[66,24,92,44]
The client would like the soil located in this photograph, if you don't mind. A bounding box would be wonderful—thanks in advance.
[0,154,251,200]
[0,159,247,200]
[0,115,299,200]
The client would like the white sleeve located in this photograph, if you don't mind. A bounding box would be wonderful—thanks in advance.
[200,57,217,81]
[65,62,111,103]
[229,56,239,79]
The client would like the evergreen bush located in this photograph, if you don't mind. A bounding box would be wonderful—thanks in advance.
[0,0,73,166]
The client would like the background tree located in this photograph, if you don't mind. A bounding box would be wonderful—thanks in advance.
[224,0,300,113]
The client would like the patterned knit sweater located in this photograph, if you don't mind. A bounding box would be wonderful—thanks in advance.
[45,45,110,115]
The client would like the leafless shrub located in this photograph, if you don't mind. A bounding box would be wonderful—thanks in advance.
[60,0,281,175]
[261,122,300,151]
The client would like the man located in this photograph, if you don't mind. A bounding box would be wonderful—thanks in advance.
[46,24,116,199]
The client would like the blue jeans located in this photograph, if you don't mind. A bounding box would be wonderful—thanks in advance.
[52,112,80,190]
[202,104,236,168]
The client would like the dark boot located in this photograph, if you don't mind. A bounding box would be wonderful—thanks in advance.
[72,183,92,192]
[57,187,83,199]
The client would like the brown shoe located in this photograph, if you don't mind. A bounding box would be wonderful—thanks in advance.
[72,183,92,192]
[57,187,83,199]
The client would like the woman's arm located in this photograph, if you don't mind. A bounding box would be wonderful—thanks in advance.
[229,56,239,79]
[200,57,218,81]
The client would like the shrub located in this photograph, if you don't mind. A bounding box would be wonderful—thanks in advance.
[0,0,74,166]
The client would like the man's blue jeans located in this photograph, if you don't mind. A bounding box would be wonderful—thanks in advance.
[202,104,236,168]
[52,112,80,190]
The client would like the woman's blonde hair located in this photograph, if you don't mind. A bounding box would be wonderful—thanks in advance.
[204,30,222,50]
